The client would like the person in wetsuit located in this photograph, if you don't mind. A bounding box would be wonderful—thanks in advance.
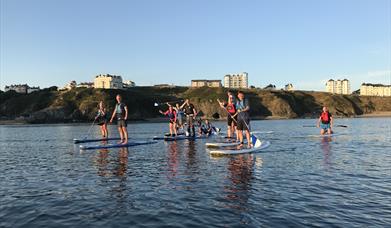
[109,94,128,144]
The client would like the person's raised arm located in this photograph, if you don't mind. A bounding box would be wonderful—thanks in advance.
[179,100,187,109]
[217,99,225,108]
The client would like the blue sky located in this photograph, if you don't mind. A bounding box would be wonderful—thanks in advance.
[1,0,390,91]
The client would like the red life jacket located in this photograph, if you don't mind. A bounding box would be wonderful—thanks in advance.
[320,111,331,123]
[226,103,236,114]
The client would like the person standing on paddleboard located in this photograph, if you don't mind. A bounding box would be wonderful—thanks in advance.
[317,106,333,135]
[109,94,129,144]
[174,103,185,132]
[95,101,108,138]
[159,104,178,137]
[217,92,238,140]
[235,91,252,148]
[180,99,197,137]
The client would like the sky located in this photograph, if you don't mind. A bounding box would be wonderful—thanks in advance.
[0,0,390,91]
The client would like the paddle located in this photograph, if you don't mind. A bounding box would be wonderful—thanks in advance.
[303,125,348,128]
[154,99,184,107]
[84,118,97,139]
[217,99,261,147]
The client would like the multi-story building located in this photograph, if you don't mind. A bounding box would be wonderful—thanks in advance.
[285,83,294,91]
[223,72,248,89]
[94,74,123,89]
[123,80,136,88]
[360,83,391,97]
[4,84,40,94]
[191,80,222,88]
[326,79,350,94]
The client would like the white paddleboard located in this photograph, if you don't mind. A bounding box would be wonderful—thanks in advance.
[209,141,271,155]
[205,141,241,148]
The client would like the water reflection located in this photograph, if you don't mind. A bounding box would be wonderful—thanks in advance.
[167,141,180,179]
[224,154,256,211]
[94,147,129,178]
[321,137,332,168]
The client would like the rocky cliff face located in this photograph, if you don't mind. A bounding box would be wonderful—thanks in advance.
[1,87,390,123]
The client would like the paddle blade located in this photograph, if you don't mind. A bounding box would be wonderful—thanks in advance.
[251,134,262,148]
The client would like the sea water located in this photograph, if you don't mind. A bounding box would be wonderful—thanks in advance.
[0,118,390,227]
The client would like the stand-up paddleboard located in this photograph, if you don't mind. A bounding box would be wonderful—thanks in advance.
[209,141,271,155]
[252,131,274,134]
[308,133,343,138]
[206,141,241,148]
[73,137,121,144]
[164,135,211,141]
[80,141,157,150]
[164,132,184,137]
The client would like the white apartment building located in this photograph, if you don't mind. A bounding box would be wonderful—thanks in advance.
[224,72,248,89]
[94,74,123,89]
[326,79,350,95]
[191,80,222,88]
[360,83,391,97]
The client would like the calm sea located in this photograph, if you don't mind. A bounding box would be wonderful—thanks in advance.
[0,118,390,227]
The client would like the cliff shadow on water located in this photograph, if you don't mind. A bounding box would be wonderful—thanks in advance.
[0,87,390,123]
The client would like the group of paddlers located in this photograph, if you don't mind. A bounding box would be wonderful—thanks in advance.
[92,91,335,146]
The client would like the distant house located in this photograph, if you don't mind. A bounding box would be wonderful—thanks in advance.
[94,74,123,89]
[77,82,94,88]
[191,80,222,88]
[263,84,276,90]
[154,84,175,88]
[285,83,294,91]
[360,83,391,97]
[4,84,40,94]
[123,80,136,88]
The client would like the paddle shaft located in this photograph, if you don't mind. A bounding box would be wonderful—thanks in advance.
[85,118,97,139]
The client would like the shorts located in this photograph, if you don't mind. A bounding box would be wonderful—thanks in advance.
[186,116,194,126]
[227,115,237,127]
[320,123,331,130]
[237,114,250,131]
[117,119,127,128]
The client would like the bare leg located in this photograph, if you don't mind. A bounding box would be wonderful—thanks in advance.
[246,130,251,148]
[118,127,124,143]
[173,123,177,136]
[169,123,173,136]
[122,127,128,144]
[100,126,104,138]
[320,129,325,135]
[327,128,332,135]
[238,130,243,144]
[104,124,108,138]
[227,126,231,138]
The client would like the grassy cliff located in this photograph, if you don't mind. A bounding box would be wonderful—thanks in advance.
[1,87,390,123]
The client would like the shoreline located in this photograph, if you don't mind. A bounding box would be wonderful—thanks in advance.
[1,112,390,125]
